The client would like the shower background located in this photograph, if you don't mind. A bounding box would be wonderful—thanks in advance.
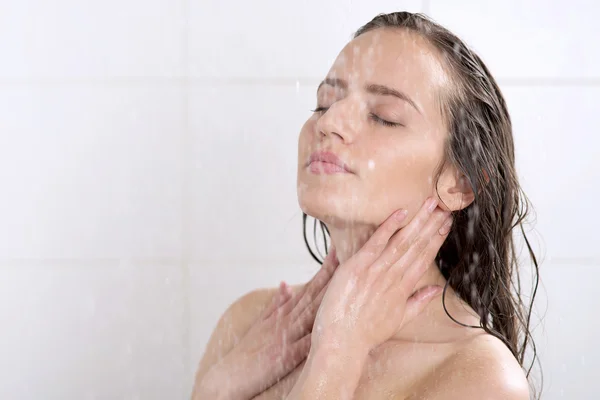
[0,0,598,399]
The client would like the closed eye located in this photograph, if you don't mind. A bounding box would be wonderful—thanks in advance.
[369,113,402,128]
[310,107,403,128]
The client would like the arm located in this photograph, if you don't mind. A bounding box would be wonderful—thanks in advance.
[285,342,370,400]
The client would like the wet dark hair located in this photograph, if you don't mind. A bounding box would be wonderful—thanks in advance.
[302,11,542,399]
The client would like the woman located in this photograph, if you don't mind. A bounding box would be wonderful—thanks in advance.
[192,11,540,400]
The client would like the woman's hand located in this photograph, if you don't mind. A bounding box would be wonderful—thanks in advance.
[201,249,340,400]
[311,197,453,353]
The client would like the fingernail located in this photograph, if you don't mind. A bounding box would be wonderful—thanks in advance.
[438,215,453,235]
[428,285,444,298]
[282,281,293,297]
[411,285,444,302]
[395,209,408,221]
[427,197,438,212]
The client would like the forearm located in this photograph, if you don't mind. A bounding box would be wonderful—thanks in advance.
[286,343,370,400]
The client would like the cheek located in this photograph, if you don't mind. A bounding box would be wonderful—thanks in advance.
[366,146,439,201]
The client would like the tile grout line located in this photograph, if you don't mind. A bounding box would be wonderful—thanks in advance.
[0,257,184,266]
[2,76,600,87]
[180,0,193,394]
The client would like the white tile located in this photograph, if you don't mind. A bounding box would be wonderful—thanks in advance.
[189,0,422,78]
[428,0,600,79]
[503,86,600,262]
[0,86,183,259]
[530,262,600,399]
[0,261,188,400]
[0,0,185,79]
[188,83,322,264]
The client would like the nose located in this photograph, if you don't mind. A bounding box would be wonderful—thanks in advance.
[314,98,360,143]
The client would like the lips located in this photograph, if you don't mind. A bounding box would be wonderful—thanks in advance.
[307,151,352,172]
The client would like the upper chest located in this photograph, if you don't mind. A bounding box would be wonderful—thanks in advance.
[252,341,456,400]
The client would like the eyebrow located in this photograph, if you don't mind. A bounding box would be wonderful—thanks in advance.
[316,77,422,115]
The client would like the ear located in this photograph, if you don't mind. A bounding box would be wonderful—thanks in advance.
[434,165,477,212]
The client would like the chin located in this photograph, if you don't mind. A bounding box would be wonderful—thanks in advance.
[297,182,372,228]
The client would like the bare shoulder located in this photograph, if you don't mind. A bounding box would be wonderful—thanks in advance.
[416,333,530,400]
[194,283,304,381]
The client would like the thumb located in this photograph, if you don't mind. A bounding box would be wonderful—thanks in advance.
[403,285,444,324]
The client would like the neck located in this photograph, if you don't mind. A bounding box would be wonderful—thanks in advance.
[326,223,479,343]
[326,223,446,295]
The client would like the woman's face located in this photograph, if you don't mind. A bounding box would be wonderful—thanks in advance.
[297,28,452,228]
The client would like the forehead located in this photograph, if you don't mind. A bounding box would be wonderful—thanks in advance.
[325,28,449,108]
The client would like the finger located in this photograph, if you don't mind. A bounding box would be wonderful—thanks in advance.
[281,247,339,318]
[264,333,310,393]
[357,208,410,261]
[276,258,331,318]
[279,281,293,302]
[391,208,449,273]
[402,285,444,325]
[261,281,293,320]
[399,212,452,290]
[395,197,441,247]
[278,333,311,373]
[372,197,440,273]
[289,275,331,340]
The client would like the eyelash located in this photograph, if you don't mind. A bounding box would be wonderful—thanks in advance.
[310,106,402,128]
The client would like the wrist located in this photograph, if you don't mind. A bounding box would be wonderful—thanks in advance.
[312,332,372,359]
[291,340,369,400]
[309,337,371,370]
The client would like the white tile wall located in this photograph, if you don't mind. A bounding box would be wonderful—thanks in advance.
[0,261,187,400]
[0,86,184,259]
[531,263,600,399]
[0,0,186,79]
[188,0,422,78]
[188,83,316,264]
[427,0,600,79]
[1,0,598,399]
[505,86,600,262]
